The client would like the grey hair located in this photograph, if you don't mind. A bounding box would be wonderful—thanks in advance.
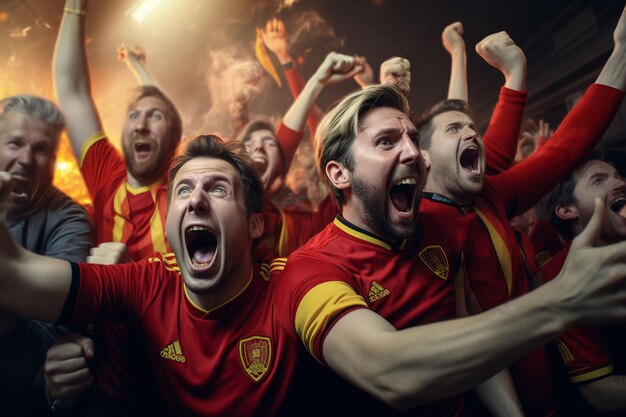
[0,95,65,142]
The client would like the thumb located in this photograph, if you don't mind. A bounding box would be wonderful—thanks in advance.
[572,198,605,249]
[65,333,96,360]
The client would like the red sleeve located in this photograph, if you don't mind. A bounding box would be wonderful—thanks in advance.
[81,137,126,200]
[276,123,304,176]
[488,84,624,217]
[67,257,165,324]
[483,87,528,175]
[284,66,321,137]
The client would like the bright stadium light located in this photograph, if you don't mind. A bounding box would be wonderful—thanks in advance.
[126,0,164,24]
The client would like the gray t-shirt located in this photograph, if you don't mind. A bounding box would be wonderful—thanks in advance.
[0,186,94,416]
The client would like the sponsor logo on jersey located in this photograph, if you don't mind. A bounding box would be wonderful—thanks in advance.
[160,340,186,363]
[418,245,449,280]
[368,281,390,303]
[239,336,272,382]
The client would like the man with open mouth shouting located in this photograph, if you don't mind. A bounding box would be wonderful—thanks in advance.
[416,6,626,416]
[269,77,626,416]
[0,135,310,417]
[541,157,626,416]
[51,0,184,413]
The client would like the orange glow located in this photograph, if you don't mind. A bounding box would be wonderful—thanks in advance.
[0,11,9,21]
[53,135,92,207]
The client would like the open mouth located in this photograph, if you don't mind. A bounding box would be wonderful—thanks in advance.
[251,155,268,173]
[460,146,479,174]
[185,226,218,268]
[610,196,626,218]
[389,178,418,213]
[134,142,152,160]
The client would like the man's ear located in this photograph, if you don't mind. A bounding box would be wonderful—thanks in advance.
[555,203,580,221]
[249,212,264,239]
[325,161,351,191]
[421,150,431,169]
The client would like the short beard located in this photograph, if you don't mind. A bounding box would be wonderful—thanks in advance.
[351,175,416,242]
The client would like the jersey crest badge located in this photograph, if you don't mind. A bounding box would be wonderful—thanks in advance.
[239,336,272,382]
[418,245,449,280]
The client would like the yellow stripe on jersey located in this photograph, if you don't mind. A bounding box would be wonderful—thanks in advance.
[149,194,167,254]
[295,281,367,363]
[570,365,614,383]
[184,267,254,315]
[79,132,107,167]
[333,218,393,250]
[474,207,513,296]
[277,207,289,257]
[112,183,128,243]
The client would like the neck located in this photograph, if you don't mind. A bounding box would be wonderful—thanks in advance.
[126,171,162,189]
[187,259,255,313]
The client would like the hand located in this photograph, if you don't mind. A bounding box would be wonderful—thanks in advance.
[475,31,526,82]
[261,18,291,64]
[353,55,375,88]
[380,56,411,96]
[313,52,364,87]
[442,21,465,55]
[525,118,552,142]
[87,242,131,264]
[553,198,626,325]
[44,333,94,408]
[116,43,146,64]
[0,171,14,223]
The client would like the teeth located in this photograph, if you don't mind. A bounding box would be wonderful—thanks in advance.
[395,178,417,186]
[189,225,210,232]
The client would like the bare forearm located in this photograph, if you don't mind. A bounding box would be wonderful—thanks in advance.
[0,226,71,323]
[447,48,468,100]
[282,76,324,133]
[53,0,101,154]
[596,44,626,91]
[125,58,160,88]
[54,0,91,101]
[325,283,569,409]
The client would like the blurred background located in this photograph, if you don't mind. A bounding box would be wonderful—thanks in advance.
[1,0,624,203]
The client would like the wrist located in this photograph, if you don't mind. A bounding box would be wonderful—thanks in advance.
[279,56,295,67]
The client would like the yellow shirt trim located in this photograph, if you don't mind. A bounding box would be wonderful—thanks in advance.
[149,186,167,254]
[295,281,367,362]
[333,218,392,250]
[474,207,513,296]
[183,267,254,315]
[112,183,128,243]
[79,132,107,167]
[570,365,614,383]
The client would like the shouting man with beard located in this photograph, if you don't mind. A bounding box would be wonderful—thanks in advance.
[49,0,182,414]
[270,83,626,417]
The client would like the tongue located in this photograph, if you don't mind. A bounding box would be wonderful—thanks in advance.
[620,204,626,218]
[390,186,409,212]
[193,247,214,265]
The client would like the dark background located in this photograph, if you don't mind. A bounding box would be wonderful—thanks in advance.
[1,0,625,155]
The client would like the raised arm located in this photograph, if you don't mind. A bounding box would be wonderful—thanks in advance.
[501,5,626,217]
[0,172,72,323]
[379,56,411,97]
[475,31,528,174]
[262,18,321,135]
[323,200,626,410]
[53,0,102,157]
[117,43,161,89]
[442,21,468,101]
[277,52,363,174]
[354,55,375,89]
